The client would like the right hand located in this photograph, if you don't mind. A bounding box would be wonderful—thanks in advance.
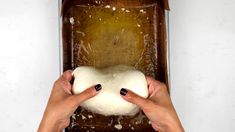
[120,77,184,132]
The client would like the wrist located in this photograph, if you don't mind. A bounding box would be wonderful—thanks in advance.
[166,121,184,132]
[38,116,62,132]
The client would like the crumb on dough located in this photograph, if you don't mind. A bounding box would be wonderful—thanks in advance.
[131,126,135,130]
[69,17,75,25]
[114,124,122,130]
[81,115,87,120]
[88,115,93,118]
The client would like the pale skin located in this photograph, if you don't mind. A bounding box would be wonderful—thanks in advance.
[38,70,184,132]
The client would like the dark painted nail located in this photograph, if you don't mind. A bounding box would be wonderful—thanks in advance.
[120,88,128,96]
[95,84,102,91]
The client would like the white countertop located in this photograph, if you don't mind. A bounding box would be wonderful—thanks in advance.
[169,0,235,131]
[0,0,235,131]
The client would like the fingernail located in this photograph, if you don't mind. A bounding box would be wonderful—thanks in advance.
[120,88,128,96]
[95,84,102,91]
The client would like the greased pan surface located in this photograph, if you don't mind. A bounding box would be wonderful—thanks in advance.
[60,0,169,131]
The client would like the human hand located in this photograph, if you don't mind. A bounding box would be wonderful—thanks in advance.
[38,70,102,132]
[120,77,184,132]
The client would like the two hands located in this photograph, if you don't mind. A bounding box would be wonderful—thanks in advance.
[38,70,184,132]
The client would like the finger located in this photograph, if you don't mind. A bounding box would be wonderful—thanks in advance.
[145,76,156,86]
[145,76,156,96]
[54,77,72,94]
[63,84,72,94]
[57,70,73,94]
[146,76,165,86]
[120,88,154,110]
[146,76,166,97]
[53,80,72,97]
[61,70,73,82]
[68,84,102,107]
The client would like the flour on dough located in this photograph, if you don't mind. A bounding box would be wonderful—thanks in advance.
[72,65,149,116]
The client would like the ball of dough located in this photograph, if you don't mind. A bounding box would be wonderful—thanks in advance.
[72,65,149,116]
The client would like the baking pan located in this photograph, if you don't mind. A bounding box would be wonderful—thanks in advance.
[59,0,170,132]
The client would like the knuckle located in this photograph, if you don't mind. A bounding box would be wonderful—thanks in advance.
[144,99,153,106]
[137,97,149,107]
[71,88,96,105]
[139,99,147,106]
[161,84,167,89]
[162,86,168,93]
[53,79,61,88]
[84,88,96,96]
[61,73,68,79]
[67,96,75,102]
[127,92,140,102]
[57,79,70,87]
[142,100,157,111]
[62,70,72,79]
[157,82,168,91]
[126,94,135,102]
[63,81,71,88]
[53,78,72,91]
[78,88,95,99]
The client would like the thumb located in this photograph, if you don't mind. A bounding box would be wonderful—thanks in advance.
[120,88,154,110]
[68,84,102,107]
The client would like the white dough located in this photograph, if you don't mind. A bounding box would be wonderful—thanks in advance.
[72,65,149,116]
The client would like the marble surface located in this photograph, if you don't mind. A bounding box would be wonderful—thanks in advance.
[0,0,235,131]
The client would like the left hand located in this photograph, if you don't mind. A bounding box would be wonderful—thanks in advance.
[38,70,101,132]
